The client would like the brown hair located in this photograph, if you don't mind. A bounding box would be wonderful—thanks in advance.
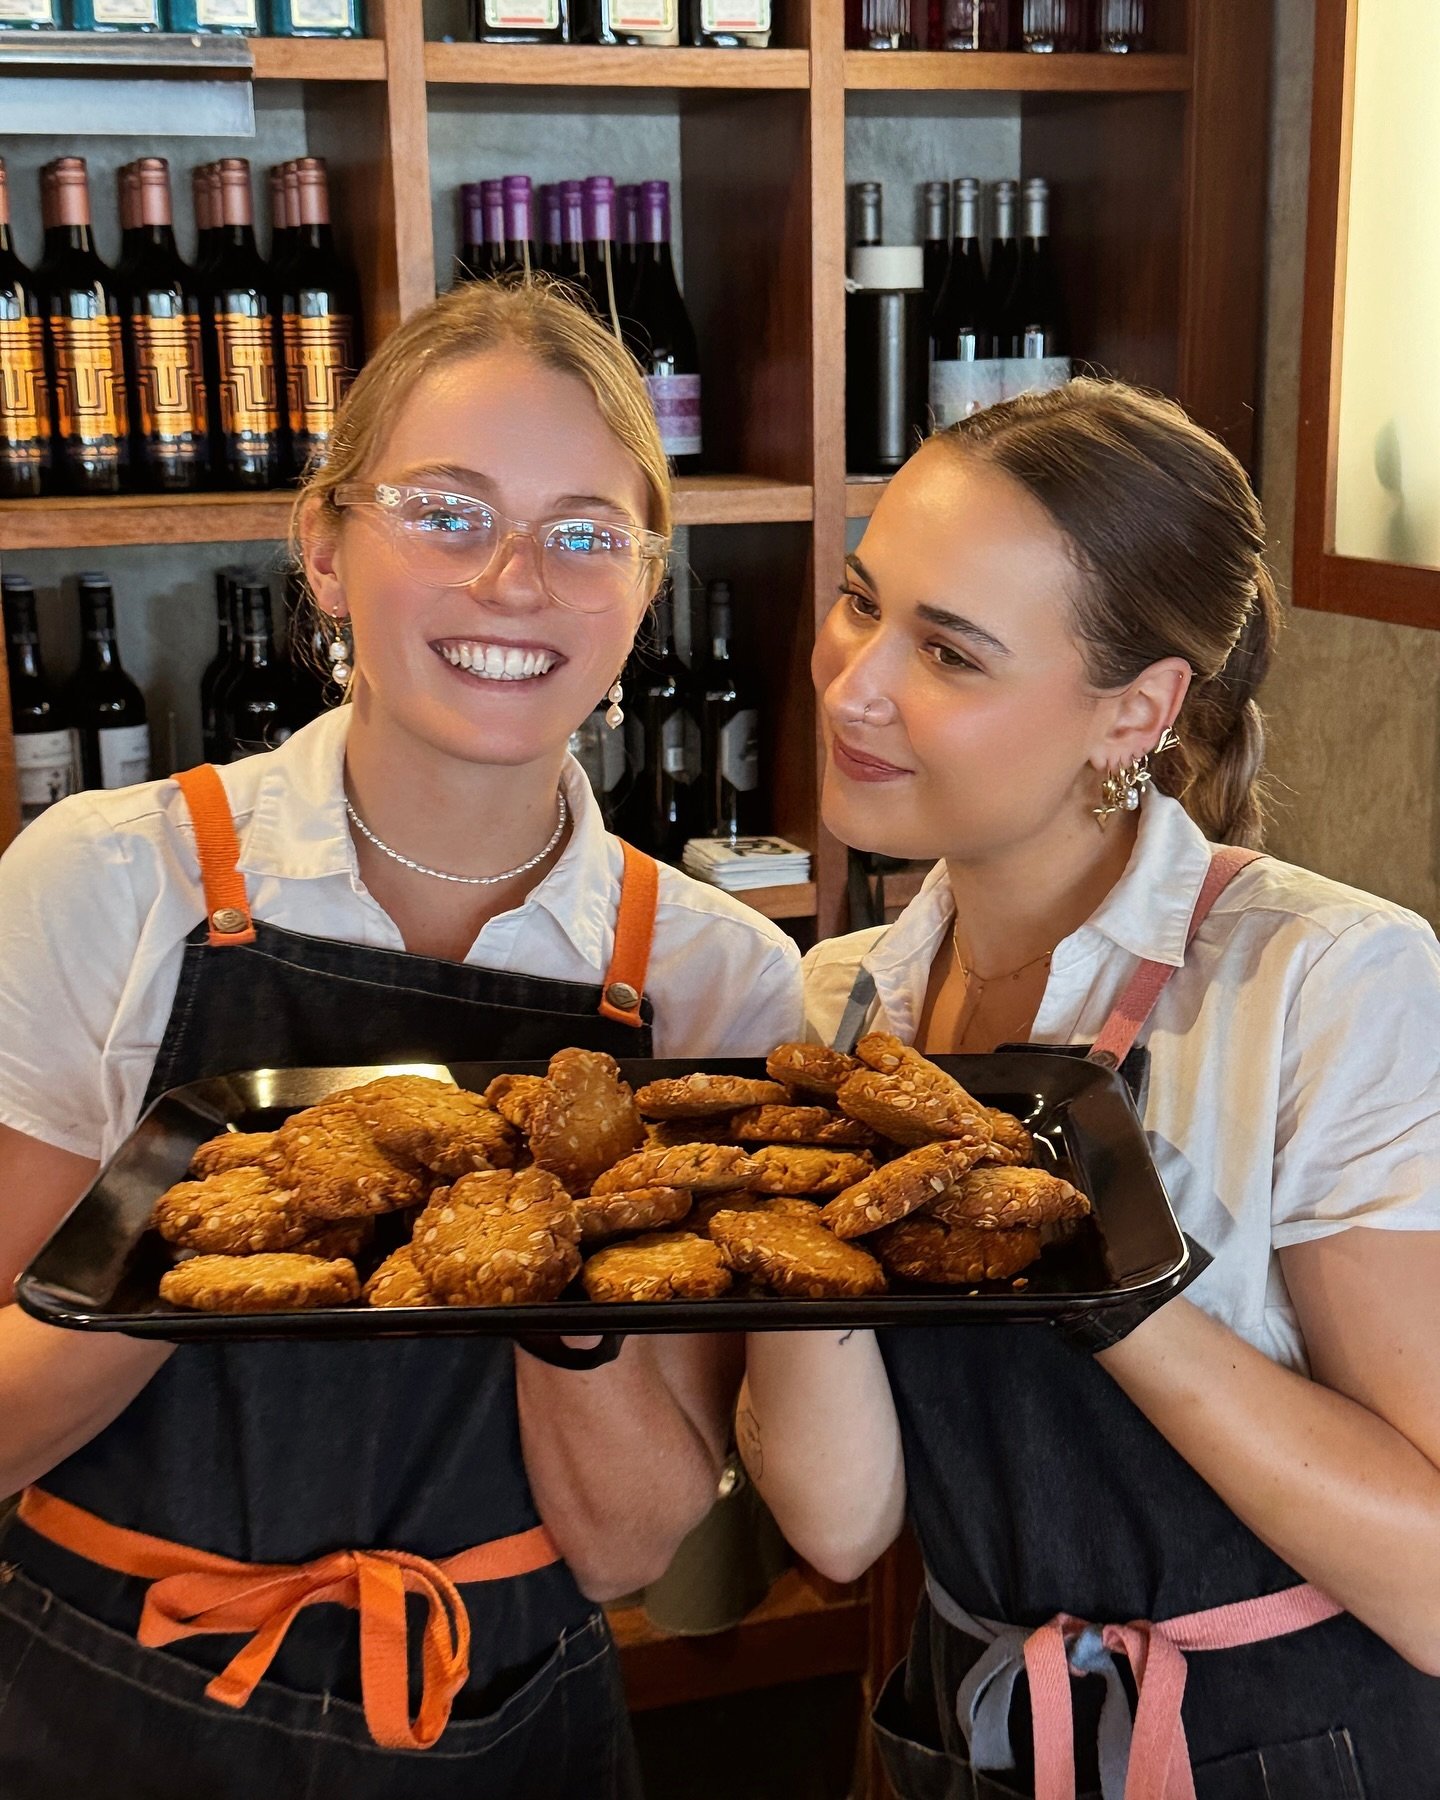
[934,379,1281,848]
[295,276,673,548]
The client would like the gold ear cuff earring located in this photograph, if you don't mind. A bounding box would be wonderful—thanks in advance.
[1094,727,1180,826]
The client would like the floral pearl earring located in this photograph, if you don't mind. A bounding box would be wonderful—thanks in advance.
[605,678,624,730]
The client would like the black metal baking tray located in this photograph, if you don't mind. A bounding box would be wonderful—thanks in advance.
[17,1054,1188,1340]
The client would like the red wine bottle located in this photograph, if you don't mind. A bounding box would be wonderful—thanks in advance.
[539,183,563,276]
[200,565,241,763]
[499,175,538,280]
[986,177,1019,325]
[203,157,282,489]
[0,156,52,501]
[997,176,1063,357]
[479,179,509,279]
[66,574,150,790]
[458,182,484,283]
[279,157,360,479]
[929,176,996,425]
[117,157,208,493]
[559,179,586,290]
[37,158,129,496]
[618,183,641,294]
[191,163,220,285]
[623,180,701,471]
[617,585,700,858]
[698,579,760,839]
[581,176,623,332]
[4,574,76,827]
[223,577,298,759]
[921,180,950,324]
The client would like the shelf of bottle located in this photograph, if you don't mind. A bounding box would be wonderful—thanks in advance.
[843,49,1191,92]
[608,1566,868,1712]
[424,41,809,90]
[249,36,387,82]
[0,477,811,553]
[845,476,888,518]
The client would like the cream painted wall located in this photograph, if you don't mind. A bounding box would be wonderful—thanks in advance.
[1257,0,1440,924]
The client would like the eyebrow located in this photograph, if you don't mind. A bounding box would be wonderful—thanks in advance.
[845,554,1013,659]
[391,464,634,518]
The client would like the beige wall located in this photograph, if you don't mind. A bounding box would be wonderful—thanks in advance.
[1257,0,1440,925]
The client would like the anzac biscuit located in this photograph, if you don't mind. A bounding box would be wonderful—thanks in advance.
[689,1193,824,1235]
[591,1143,758,1196]
[576,1186,692,1243]
[582,1232,733,1303]
[765,1043,862,1100]
[411,1168,580,1306]
[346,1075,518,1180]
[836,1061,992,1151]
[152,1168,314,1256]
[296,1216,376,1261]
[708,1210,887,1299]
[529,1049,645,1193]
[634,1074,789,1120]
[873,1218,1042,1285]
[263,1102,427,1220]
[188,1131,278,1180]
[729,1105,877,1149]
[646,1117,736,1147]
[363,1244,434,1308]
[747,1146,876,1197]
[483,1073,550,1134]
[160,1253,360,1314]
[929,1166,1089,1230]
[982,1108,1035,1167]
[821,1141,984,1238]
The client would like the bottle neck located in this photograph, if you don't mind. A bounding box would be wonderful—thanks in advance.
[5,601,44,684]
[43,223,96,259]
[79,598,120,671]
[239,596,275,662]
[709,601,733,660]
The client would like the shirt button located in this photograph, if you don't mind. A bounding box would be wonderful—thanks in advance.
[210,906,250,936]
[605,981,640,1012]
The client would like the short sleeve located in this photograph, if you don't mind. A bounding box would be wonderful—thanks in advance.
[1271,909,1440,1248]
[0,796,142,1158]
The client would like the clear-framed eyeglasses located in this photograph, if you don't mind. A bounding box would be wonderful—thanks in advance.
[331,481,669,615]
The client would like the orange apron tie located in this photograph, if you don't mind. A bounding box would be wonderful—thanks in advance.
[173,764,257,947]
[17,1487,561,1752]
[598,840,659,1027]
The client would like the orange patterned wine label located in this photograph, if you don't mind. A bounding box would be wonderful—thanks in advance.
[132,314,208,445]
[0,316,51,466]
[282,312,355,445]
[50,314,128,448]
[215,313,279,441]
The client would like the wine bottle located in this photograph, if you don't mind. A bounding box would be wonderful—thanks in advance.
[559,179,586,291]
[118,157,209,494]
[280,157,360,480]
[623,180,701,470]
[685,0,771,47]
[268,0,365,34]
[1096,0,1147,51]
[115,165,143,277]
[617,184,641,292]
[921,180,950,325]
[71,0,161,28]
[997,176,1064,358]
[1019,0,1082,50]
[281,567,342,725]
[66,574,150,791]
[38,158,129,496]
[499,176,538,281]
[223,578,298,758]
[204,157,282,490]
[940,0,1008,47]
[191,164,220,285]
[698,579,759,839]
[987,177,1019,321]
[267,162,296,288]
[170,0,263,29]
[539,184,563,277]
[200,566,242,763]
[592,0,679,49]
[568,696,628,827]
[581,176,623,333]
[850,180,883,249]
[618,586,699,859]
[471,0,572,45]
[458,183,485,284]
[929,177,1000,425]
[0,3,61,25]
[0,156,51,500]
[4,575,76,827]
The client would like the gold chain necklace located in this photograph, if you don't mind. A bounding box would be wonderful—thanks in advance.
[950,926,1054,995]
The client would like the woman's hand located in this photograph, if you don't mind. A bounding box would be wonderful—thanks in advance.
[1097,1226,1440,1674]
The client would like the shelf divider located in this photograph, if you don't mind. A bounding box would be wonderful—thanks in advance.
[844,49,1191,91]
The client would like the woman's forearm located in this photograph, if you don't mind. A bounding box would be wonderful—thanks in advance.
[1099,1298,1440,1673]
[0,1304,173,1498]
[740,1329,905,1584]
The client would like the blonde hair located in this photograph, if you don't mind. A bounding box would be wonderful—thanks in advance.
[294,276,674,549]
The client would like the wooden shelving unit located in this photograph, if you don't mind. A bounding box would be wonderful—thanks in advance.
[843,48,1192,89]
[425,41,809,88]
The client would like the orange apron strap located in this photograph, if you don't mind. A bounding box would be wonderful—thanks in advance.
[598,840,659,1028]
[173,764,256,947]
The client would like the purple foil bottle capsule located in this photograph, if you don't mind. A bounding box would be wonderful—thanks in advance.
[501,174,536,277]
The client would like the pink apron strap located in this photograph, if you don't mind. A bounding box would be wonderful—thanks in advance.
[1088,846,1263,1071]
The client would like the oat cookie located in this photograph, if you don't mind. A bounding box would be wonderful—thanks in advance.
[764,1043,862,1100]
[746,1146,876,1197]
[529,1049,645,1193]
[483,1073,550,1134]
[689,1193,824,1235]
[821,1141,984,1238]
[645,1117,736,1148]
[729,1105,877,1149]
[345,1075,518,1180]
[836,1060,992,1151]
[582,1232,733,1303]
[411,1168,580,1306]
[982,1109,1035,1167]
[873,1218,1042,1285]
[708,1210,887,1299]
[187,1131,278,1180]
[576,1186,692,1243]
[295,1217,376,1261]
[262,1101,427,1220]
[591,1143,758,1196]
[634,1074,789,1120]
[152,1168,314,1256]
[160,1253,360,1314]
[929,1166,1089,1230]
[363,1244,434,1308]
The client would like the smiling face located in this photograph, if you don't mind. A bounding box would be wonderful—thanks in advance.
[812,444,1184,864]
[304,347,658,771]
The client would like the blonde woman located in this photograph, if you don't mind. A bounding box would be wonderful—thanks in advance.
[740,383,1440,1798]
[0,281,801,1798]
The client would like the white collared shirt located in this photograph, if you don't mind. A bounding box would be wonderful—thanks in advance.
[0,708,803,1168]
[803,793,1440,1373]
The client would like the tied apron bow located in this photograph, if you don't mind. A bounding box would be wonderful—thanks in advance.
[17,1488,561,1752]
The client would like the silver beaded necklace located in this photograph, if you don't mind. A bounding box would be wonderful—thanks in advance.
[345,790,568,887]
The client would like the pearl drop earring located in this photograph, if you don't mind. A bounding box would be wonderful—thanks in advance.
[327,620,352,689]
[605,678,624,730]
